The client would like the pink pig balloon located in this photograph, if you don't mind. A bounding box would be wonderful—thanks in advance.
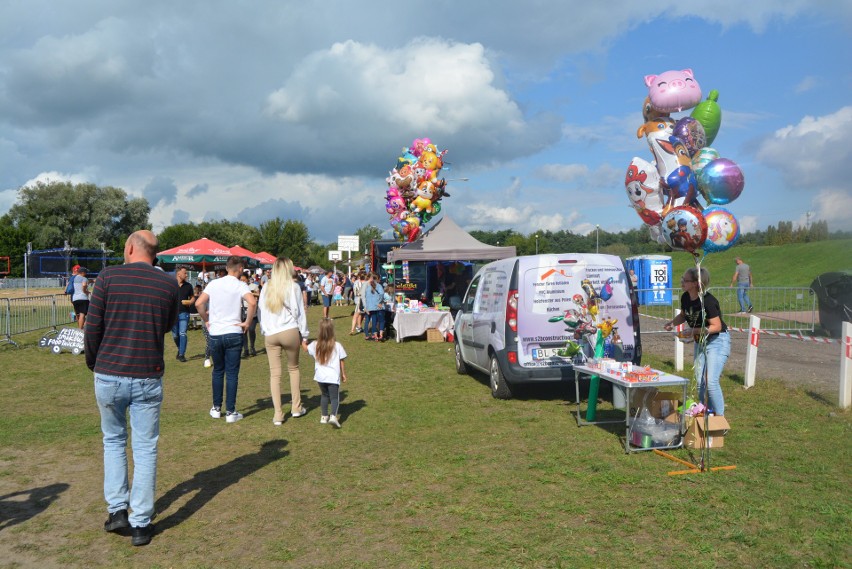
[644,69,702,113]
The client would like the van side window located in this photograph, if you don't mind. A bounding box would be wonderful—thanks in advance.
[480,270,507,313]
[463,276,480,313]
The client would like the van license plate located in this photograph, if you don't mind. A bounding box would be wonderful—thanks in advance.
[532,348,560,360]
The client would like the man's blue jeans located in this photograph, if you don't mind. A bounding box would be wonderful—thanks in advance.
[171,312,190,356]
[209,333,243,412]
[94,373,162,528]
[694,331,731,416]
[737,282,752,312]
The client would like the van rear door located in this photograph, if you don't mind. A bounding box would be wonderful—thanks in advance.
[515,254,637,369]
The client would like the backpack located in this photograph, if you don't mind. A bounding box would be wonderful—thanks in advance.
[64,275,76,295]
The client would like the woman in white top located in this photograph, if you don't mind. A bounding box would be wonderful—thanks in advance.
[259,256,310,425]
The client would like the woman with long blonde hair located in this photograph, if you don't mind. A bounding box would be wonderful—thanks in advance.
[259,256,309,425]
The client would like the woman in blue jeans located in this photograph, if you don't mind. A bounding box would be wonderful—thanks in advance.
[664,266,730,415]
[362,273,385,341]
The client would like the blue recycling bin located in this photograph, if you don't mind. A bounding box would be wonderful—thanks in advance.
[626,255,672,306]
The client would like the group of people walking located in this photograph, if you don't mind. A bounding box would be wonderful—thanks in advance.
[84,233,348,547]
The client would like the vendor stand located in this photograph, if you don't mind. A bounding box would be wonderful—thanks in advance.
[393,306,454,343]
[573,362,688,454]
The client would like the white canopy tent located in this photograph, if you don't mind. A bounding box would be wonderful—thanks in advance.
[386,216,516,262]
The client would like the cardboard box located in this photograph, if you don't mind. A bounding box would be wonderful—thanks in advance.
[426,328,444,343]
[683,415,730,449]
[631,389,681,424]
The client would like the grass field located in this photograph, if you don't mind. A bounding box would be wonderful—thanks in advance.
[0,303,849,568]
[668,238,852,288]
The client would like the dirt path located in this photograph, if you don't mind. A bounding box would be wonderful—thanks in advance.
[639,315,842,400]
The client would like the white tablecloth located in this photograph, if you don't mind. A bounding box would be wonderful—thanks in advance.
[393,310,454,342]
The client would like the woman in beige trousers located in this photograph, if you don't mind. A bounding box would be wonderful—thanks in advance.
[258,257,309,425]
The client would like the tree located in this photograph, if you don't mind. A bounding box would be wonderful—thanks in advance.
[354,225,383,247]
[6,181,150,251]
[280,220,311,266]
[157,223,205,251]
[257,217,287,256]
[0,213,37,277]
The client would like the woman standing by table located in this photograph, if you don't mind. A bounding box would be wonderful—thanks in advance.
[664,266,730,416]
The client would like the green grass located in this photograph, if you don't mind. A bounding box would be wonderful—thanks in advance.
[0,304,850,568]
[668,238,851,288]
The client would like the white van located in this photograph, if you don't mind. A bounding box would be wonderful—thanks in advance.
[453,254,642,398]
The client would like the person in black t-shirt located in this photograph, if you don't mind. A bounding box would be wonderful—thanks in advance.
[171,267,194,362]
[664,266,730,415]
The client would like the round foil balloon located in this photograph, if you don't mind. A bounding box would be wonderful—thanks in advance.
[697,158,744,205]
[703,207,740,253]
[691,147,720,176]
[661,206,707,254]
[672,117,706,157]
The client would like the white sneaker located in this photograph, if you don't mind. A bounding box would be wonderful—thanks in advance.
[203,358,212,368]
[291,407,307,418]
[226,411,243,423]
[328,415,341,428]
[320,416,329,424]
[209,406,221,419]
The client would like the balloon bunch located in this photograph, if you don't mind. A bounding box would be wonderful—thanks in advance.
[626,69,744,256]
[385,138,451,242]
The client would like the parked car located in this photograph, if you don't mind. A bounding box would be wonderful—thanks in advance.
[453,254,642,398]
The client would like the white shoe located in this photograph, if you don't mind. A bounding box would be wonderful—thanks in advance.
[226,411,243,423]
[209,406,221,419]
[320,416,329,424]
[291,407,307,418]
[203,358,211,368]
[328,415,341,428]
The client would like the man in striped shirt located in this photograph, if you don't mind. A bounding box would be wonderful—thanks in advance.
[85,230,179,547]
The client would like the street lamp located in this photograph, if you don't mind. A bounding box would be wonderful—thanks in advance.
[595,225,600,254]
[535,234,539,255]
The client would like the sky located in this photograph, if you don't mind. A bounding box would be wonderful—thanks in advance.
[0,1,850,246]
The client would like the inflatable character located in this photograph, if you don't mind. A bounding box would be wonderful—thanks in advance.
[637,118,680,182]
[663,137,699,211]
[644,69,702,113]
[410,182,436,214]
[625,157,665,225]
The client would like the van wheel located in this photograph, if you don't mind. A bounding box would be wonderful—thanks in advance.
[489,355,513,399]
[454,340,468,375]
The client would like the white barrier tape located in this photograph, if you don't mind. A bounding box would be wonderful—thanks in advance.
[727,326,839,344]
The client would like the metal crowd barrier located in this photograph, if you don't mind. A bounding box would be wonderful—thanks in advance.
[0,294,76,347]
[0,277,64,289]
[636,286,817,333]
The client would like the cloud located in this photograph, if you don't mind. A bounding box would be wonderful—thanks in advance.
[264,38,562,175]
[186,183,209,198]
[535,162,621,189]
[142,176,178,206]
[236,199,309,227]
[794,76,818,94]
[170,209,190,225]
[755,106,852,190]
[460,203,583,234]
[811,189,852,231]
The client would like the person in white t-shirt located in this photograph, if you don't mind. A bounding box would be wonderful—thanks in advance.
[307,318,348,428]
[195,256,256,423]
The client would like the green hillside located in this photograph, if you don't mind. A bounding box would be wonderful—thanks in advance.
[667,238,851,288]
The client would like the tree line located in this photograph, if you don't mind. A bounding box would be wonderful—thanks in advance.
[0,181,845,276]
